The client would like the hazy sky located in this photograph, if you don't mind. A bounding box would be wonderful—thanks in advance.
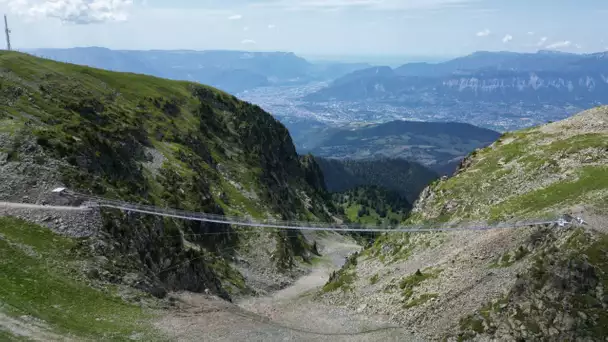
[2,0,608,57]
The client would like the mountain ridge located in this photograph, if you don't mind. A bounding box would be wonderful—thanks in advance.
[26,47,371,94]
[0,50,335,307]
[308,120,501,175]
[305,50,608,107]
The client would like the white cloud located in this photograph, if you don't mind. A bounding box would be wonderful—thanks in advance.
[476,29,490,37]
[228,14,242,20]
[252,0,476,12]
[527,31,534,35]
[468,8,498,14]
[546,40,571,49]
[243,26,249,31]
[4,0,133,24]
[268,24,276,29]
[241,39,256,44]
[502,34,513,43]
[537,36,548,46]
[575,44,582,49]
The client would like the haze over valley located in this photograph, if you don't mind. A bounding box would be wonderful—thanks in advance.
[26,47,608,162]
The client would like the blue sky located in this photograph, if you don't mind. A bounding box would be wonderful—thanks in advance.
[1,0,607,57]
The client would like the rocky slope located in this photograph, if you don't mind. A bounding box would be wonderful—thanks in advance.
[316,106,608,341]
[0,50,335,307]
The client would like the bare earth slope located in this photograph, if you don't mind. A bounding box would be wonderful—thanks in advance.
[316,106,608,341]
[155,233,420,341]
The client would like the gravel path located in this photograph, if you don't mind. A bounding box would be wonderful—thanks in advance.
[155,234,420,341]
[0,202,90,211]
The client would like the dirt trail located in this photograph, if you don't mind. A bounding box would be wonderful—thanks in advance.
[156,234,419,341]
[0,202,90,211]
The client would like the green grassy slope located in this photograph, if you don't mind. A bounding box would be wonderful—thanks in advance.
[0,51,334,302]
[0,217,164,341]
[407,106,608,224]
[0,51,328,219]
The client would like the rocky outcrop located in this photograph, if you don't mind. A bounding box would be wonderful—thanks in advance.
[454,227,608,341]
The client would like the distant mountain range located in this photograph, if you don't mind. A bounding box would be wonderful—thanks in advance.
[26,47,371,94]
[305,50,608,106]
[305,120,501,175]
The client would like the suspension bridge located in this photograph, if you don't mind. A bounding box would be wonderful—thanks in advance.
[0,187,583,233]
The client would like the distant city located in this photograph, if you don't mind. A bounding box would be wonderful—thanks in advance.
[23,47,606,134]
[237,83,578,133]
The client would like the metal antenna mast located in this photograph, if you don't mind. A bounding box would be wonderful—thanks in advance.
[4,14,11,51]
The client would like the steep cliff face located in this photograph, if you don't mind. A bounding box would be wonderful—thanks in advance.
[307,71,608,106]
[0,51,333,300]
[317,106,608,341]
[440,71,608,104]
[307,51,608,107]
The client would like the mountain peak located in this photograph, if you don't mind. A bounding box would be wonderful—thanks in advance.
[542,105,608,135]
[352,65,394,76]
[536,49,576,55]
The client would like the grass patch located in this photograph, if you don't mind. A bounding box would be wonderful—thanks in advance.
[310,256,333,267]
[403,293,438,308]
[0,118,25,134]
[544,133,608,155]
[399,268,442,301]
[369,274,379,285]
[322,253,358,293]
[0,217,163,341]
[322,272,356,293]
[489,166,608,221]
[489,246,529,268]
[365,233,413,264]
[459,315,485,334]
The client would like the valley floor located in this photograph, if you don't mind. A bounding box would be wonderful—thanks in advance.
[154,234,418,341]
